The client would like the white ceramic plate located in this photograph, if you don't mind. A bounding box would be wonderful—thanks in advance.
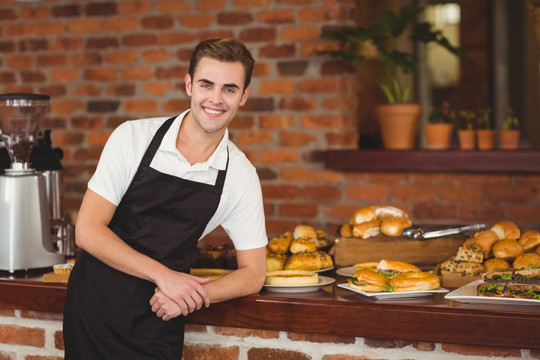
[263,276,336,293]
[445,280,540,306]
[337,283,449,299]
[336,266,356,277]
[315,266,334,273]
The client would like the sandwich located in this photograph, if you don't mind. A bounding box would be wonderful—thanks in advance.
[347,269,390,292]
[476,282,540,300]
[265,270,319,286]
[376,259,420,278]
[482,268,540,284]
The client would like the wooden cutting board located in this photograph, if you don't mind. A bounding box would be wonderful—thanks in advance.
[43,272,70,283]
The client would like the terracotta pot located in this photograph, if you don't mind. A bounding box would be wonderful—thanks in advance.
[375,104,422,150]
[476,129,496,150]
[457,129,476,150]
[499,129,520,150]
[425,123,453,150]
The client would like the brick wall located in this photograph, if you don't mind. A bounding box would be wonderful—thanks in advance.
[1,309,540,360]
[0,0,538,245]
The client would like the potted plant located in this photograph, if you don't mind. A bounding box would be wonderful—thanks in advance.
[500,106,520,150]
[475,108,495,150]
[456,110,476,150]
[317,5,461,150]
[425,101,454,149]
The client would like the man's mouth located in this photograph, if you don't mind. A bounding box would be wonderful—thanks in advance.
[203,107,225,116]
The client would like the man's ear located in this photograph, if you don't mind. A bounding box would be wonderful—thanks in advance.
[185,73,192,96]
[240,85,251,106]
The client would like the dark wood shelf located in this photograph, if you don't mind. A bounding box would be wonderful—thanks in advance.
[324,149,540,173]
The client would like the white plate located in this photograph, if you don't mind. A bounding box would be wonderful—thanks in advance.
[315,266,334,273]
[263,276,336,293]
[337,283,449,299]
[336,266,356,277]
[445,280,540,306]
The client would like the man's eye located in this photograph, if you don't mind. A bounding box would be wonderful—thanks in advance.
[201,83,212,89]
[225,88,236,93]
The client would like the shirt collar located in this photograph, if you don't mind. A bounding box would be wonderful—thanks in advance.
[161,110,229,170]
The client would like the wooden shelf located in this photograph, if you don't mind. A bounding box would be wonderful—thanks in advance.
[324,149,540,173]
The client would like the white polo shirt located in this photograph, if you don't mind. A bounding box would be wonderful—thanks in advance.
[88,110,268,251]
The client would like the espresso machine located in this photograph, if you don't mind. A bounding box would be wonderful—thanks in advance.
[0,93,72,272]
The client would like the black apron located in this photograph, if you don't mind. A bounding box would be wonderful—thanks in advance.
[64,116,228,359]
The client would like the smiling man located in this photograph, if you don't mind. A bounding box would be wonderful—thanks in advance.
[63,39,268,359]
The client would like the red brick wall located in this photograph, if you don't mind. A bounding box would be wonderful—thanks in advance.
[1,308,539,359]
[0,0,538,245]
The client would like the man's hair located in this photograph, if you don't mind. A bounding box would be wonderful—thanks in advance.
[188,38,255,91]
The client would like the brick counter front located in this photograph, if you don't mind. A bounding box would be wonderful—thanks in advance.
[1,274,540,359]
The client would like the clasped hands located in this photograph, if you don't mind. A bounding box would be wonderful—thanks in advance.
[149,272,211,321]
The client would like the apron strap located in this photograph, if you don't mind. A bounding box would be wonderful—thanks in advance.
[140,116,176,167]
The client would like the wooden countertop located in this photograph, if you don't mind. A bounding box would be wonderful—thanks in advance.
[1,269,539,350]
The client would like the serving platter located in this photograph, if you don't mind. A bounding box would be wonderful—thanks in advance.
[263,276,335,293]
[336,266,356,277]
[337,283,448,299]
[445,280,540,306]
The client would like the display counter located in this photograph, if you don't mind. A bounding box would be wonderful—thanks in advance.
[1,269,539,351]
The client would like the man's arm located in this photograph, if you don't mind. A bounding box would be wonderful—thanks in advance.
[150,246,266,320]
[75,189,211,314]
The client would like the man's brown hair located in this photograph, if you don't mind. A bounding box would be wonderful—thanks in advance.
[188,38,255,91]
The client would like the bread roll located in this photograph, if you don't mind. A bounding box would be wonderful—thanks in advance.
[265,270,319,286]
[317,251,333,269]
[371,205,408,220]
[454,244,484,264]
[339,223,353,237]
[473,230,499,258]
[518,230,540,251]
[266,253,287,272]
[352,219,381,239]
[491,221,520,240]
[268,232,292,254]
[513,253,540,270]
[483,258,510,272]
[350,207,377,225]
[289,238,318,254]
[492,239,524,259]
[380,216,412,237]
[284,252,321,271]
[293,225,318,240]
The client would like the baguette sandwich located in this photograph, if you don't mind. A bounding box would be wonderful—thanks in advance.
[482,268,540,284]
[476,282,540,300]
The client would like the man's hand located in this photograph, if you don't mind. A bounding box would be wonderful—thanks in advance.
[150,272,211,319]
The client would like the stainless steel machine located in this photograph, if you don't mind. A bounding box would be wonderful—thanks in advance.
[0,93,73,272]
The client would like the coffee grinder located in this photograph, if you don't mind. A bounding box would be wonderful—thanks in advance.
[0,93,67,272]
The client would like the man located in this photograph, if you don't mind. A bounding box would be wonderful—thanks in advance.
[63,38,267,359]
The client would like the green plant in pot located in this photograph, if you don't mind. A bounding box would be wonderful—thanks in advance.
[425,101,454,150]
[475,108,495,150]
[317,4,461,149]
[500,106,520,150]
[456,110,477,150]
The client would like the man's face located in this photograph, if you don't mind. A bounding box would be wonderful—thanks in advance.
[185,57,250,135]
